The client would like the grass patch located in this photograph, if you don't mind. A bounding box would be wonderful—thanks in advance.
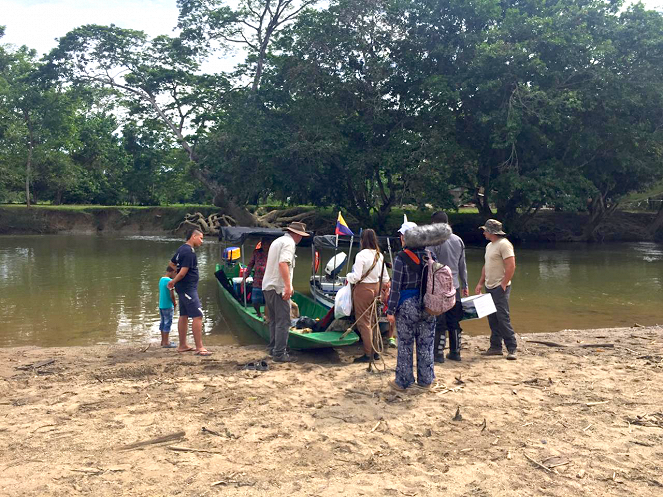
[0,203,214,211]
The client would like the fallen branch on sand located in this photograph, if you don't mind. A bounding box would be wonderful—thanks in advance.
[168,446,222,454]
[15,359,55,371]
[346,388,375,397]
[523,340,614,348]
[524,453,554,473]
[627,412,663,429]
[120,431,186,451]
[369,421,381,433]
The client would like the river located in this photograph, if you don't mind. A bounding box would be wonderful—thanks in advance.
[1,234,662,347]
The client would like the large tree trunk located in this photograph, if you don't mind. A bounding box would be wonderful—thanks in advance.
[583,192,619,241]
[647,200,663,236]
[24,111,34,209]
[25,148,32,209]
[145,94,260,226]
[475,162,493,218]
[189,167,258,226]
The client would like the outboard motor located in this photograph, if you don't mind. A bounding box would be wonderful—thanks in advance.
[325,252,347,279]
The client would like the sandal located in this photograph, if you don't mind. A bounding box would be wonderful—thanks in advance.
[255,360,269,371]
[195,350,213,356]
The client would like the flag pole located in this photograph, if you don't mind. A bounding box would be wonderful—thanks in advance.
[347,227,358,280]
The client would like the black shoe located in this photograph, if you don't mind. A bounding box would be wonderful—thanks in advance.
[374,353,380,360]
[273,353,297,363]
[353,354,371,363]
[446,351,461,361]
[434,355,445,364]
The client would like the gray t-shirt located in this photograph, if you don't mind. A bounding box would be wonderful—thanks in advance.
[427,233,468,290]
[261,233,296,294]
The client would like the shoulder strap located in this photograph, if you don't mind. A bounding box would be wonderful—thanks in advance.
[398,249,423,273]
[357,251,380,285]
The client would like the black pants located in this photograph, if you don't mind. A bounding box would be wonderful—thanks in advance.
[434,288,463,357]
[486,285,517,352]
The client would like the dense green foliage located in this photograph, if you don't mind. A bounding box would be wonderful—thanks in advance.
[1,0,662,239]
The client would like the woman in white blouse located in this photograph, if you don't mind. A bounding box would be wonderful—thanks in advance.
[346,229,390,363]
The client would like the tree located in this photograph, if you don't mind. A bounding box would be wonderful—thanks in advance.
[177,0,319,92]
[45,26,248,212]
[0,39,79,207]
[574,4,663,239]
[228,0,463,228]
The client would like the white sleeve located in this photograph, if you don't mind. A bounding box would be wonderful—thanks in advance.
[345,250,366,284]
[278,240,295,265]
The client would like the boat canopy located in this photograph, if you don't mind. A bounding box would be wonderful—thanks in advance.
[313,234,399,250]
[219,226,288,245]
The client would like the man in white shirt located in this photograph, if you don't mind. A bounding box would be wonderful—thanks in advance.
[262,221,309,362]
[474,219,517,360]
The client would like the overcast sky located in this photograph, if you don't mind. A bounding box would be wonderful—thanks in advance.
[1,0,662,74]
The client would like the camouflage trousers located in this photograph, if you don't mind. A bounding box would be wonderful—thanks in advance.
[394,296,436,389]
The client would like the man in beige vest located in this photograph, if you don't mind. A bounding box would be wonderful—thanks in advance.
[474,219,517,360]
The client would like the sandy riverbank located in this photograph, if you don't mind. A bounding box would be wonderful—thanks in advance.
[1,326,662,497]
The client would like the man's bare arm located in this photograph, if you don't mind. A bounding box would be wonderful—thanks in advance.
[502,256,516,290]
[167,267,189,289]
[475,266,486,295]
[279,262,292,300]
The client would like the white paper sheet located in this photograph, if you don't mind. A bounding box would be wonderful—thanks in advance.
[461,293,496,319]
[473,293,496,318]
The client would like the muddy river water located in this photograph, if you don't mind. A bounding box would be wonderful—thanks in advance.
[1,234,662,347]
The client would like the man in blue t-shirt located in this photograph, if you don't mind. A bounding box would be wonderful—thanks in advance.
[167,228,211,356]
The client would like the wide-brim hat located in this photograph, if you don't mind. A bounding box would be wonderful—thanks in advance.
[284,221,310,237]
[479,219,506,235]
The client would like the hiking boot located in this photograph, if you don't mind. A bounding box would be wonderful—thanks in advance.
[506,350,517,360]
[446,351,462,361]
[388,380,406,392]
[273,353,297,363]
[434,354,445,364]
[353,354,371,363]
[482,348,503,356]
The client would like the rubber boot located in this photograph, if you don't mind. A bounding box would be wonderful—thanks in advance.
[447,328,462,361]
[434,326,445,363]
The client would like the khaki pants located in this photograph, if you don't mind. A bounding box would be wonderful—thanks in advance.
[353,282,380,355]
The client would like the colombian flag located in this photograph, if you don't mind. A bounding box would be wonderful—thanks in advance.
[335,212,354,236]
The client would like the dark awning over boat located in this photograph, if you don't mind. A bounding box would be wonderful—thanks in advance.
[312,234,399,250]
[219,227,289,245]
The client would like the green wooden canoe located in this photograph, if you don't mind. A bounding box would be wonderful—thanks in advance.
[215,264,359,350]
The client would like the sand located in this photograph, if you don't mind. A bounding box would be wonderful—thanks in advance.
[1,326,662,497]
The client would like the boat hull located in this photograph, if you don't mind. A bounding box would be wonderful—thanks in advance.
[216,264,359,350]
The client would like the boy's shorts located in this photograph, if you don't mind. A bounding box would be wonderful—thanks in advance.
[159,308,174,332]
[178,289,204,318]
[251,287,265,305]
